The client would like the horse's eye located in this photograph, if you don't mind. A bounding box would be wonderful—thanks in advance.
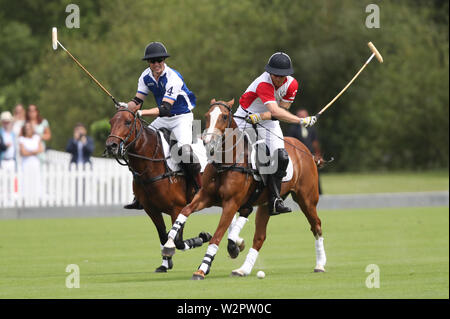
[125,120,132,126]
[222,114,228,120]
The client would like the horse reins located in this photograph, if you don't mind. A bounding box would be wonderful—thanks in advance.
[209,102,319,161]
[108,108,166,165]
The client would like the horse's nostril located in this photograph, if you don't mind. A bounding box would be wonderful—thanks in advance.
[107,142,118,150]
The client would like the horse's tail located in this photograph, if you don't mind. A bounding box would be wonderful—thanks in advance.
[314,155,334,169]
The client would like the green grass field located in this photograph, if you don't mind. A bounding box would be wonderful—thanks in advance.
[320,170,449,194]
[0,206,448,299]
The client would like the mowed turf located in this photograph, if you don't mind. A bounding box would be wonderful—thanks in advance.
[0,206,448,299]
[320,170,449,194]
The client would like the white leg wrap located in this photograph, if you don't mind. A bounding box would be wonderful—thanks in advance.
[161,257,170,268]
[228,214,237,235]
[239,248,259,275]
[228,216,248,242]
[168,214,188,240]
[199,244,218,274]
[315,236,326,268]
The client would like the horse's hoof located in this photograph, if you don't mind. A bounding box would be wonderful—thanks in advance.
[314,265,326,272]
[231,269,247,277]
[236,237,245,252]
[191,271,205,280]
[154,266,168,273]
[199,231,212,243]
[227,239,240,259]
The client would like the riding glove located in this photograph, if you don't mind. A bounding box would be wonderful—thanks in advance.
[300,116,317,127]
[245,113,262,125]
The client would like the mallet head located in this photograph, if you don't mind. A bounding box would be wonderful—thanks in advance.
[368,42,383,63]
[52,27,58,50]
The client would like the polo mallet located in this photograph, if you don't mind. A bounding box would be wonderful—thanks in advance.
[316,42,383,118]
[52,27,120,107]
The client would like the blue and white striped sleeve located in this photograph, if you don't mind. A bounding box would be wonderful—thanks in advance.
[137,73,149,96]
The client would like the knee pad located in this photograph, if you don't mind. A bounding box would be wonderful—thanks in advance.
[179,144,200,173]
[179,144,198,164]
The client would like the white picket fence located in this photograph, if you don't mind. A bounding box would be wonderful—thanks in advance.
[0,150,133,208]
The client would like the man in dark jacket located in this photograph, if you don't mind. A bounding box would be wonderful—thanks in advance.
[66,123,94,165]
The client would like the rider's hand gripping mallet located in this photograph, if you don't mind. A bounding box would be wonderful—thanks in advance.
[315,42,383,118]
[52,27,120,107]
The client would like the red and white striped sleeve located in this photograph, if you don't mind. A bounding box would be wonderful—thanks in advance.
[282,78,299,103]
[255,82,276,105]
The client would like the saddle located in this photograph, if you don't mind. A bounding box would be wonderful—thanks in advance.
[244,132,294,183]
[157,128,208,173]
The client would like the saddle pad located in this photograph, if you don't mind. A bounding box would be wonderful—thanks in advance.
[158,131,208,173]
[249,139,293,183]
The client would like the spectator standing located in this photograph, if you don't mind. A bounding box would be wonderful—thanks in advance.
[18,122,44,204]
[0,126,6,166]
[0,111,17,171]
[26,104,51,163]
[286,109,323,194]
[12,104,26,137]
[65,123,94,166]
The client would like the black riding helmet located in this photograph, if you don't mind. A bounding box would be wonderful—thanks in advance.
[142,42,170,60]
[264,52,294,76]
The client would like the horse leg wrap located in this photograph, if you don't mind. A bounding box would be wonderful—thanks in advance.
[239,248,259,275]
[198,244,218,275]
[314,236,326,271]
[161,256,173,270]
[168,214,188,240]
[228,216,248,243]
[183,237,204,250]
[228,215,237,235]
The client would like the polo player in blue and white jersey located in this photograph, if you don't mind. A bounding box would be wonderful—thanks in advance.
[119,42,200,209]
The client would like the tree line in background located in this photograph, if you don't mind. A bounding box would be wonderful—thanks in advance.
[0,0,448,171]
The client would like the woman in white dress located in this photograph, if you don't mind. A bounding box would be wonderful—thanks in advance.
[19,122,44,206]
[26,104,51,163]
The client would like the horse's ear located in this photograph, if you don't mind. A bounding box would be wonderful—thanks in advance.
[228,98,235,107]
[210,98,216,105]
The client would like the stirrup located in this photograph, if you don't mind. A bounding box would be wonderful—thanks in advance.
[269,198,291,216]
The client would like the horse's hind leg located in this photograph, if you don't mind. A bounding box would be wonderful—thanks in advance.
[172,211,213,252]
[146,211,174,273]
[293,191,327,272]
[162,190,212,257]
[231,205,270,277]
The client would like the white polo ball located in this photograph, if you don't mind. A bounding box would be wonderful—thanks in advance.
[256,270,265,279]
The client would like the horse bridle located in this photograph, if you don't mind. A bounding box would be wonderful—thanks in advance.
[107,108,143,163]
[108,107,164,167]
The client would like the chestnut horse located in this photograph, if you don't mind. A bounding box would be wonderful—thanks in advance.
[105,105,211,273]
[162,99,326,280]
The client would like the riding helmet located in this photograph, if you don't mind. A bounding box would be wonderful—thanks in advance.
[264,52,294,76]
[142,42,170,61]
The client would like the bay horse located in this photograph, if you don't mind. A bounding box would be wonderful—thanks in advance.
[162,99,326,280]
[105,104,211,272]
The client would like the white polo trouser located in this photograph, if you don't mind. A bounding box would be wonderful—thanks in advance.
[149,112,193,147]
[234,107,285,156]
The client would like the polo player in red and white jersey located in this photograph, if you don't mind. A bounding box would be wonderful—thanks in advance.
[234,52,317,215]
